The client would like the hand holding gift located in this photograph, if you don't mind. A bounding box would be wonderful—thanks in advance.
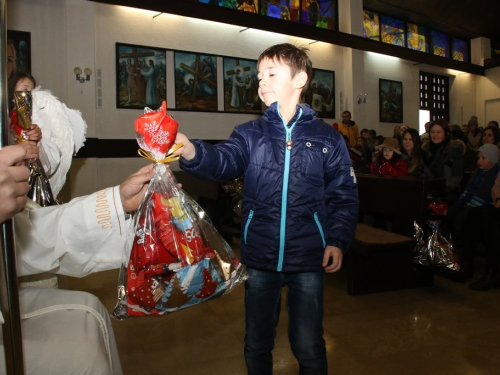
[113,102,247,319]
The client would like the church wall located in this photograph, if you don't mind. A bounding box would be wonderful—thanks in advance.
[5,0,489,200]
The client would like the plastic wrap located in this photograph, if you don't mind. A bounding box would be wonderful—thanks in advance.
[112,102,248,320]
[413,220,460,271]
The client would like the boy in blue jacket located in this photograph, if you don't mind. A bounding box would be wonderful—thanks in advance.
[174,43,359,375]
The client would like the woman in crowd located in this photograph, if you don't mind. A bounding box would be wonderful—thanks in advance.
[480,125,500,148]
[370,137,408,176]
[422,119,465,203]
[467,116,481,151]
[401,128,425,177]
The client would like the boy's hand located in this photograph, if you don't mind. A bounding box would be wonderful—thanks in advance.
[119,164,155,213]
[173,133,196,161]
[323,246,343,273]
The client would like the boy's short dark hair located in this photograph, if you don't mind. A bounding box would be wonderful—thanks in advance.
[368,129,377,137]
[258,43,313,94]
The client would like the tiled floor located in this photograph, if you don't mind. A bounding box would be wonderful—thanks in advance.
[66,239,500,375]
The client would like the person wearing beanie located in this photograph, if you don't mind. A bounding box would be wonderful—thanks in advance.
[440,143,500,283]
[467,116,481,151]
[370,137,408,176]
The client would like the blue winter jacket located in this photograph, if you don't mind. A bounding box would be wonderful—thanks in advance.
[180,102,359,273]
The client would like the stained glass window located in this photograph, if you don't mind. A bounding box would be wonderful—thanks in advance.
[407,23,428,52]
[380,15,405,47]
[363,10,380,41]
[260,0,298,21]
[430,30,450,58]
[301,0,336,30]
[451,38,469,62]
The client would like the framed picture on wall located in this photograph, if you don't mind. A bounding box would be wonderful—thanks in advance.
[115,42,167,109]
[7,30,31,76]
[379,78,403,123]
[223,57,261,114]
[174,51,218,112]
[302,68,335,118]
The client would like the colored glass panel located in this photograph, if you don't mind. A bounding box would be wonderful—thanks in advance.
[261,0,299,21]
[381,15,405,46]
[301,0,336,30]
[430,30,450,57]
[451,38,469,62]
[407,23,428,52]
[363,10,380,41]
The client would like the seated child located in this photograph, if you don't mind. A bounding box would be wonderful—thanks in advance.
[441,144,500,275]
[370,137,408,176]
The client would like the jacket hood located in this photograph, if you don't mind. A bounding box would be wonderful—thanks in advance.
[422,138,465,154]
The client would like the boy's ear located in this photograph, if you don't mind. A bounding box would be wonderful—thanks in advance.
[294,72,308,90]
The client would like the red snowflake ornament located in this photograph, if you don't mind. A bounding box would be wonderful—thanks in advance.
[135,101,178,160]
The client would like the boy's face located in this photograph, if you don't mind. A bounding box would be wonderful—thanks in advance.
[360,131,367,138]
[477,152,495,170]
[257,57,304,108]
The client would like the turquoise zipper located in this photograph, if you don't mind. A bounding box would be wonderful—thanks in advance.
[277,104,302,271]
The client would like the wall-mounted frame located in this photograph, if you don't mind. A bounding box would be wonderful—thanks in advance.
[116,42,167,109]
[379,78,403,123]
[174,51,218,112]
[302,68,335,118]
[7,30,31,76]
[223,57,261,114]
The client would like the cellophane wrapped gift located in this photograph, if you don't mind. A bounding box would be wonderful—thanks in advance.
[423,221,460,271]
[112,102,248,320]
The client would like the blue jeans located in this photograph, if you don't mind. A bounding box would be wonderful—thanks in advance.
[244,267,327,375]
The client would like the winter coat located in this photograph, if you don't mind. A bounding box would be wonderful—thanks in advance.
[459,165,500,207]
[180,102,359,273]
[370,158,408,176]
[337,120,359,147]
[422,139,465,197]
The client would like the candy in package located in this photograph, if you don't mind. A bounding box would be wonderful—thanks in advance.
[112,102,248,319]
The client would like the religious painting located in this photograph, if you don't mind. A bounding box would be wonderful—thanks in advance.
[116,43,167,109]
[302,69,335,118]
[7,30,31,76]
[301,0,337,30]
[223,57,261,114]
[379,79,403,123]
[174,51,218,112]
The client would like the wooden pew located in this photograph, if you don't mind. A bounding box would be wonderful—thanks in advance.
[356,174,446,237]
[348,175,446,295]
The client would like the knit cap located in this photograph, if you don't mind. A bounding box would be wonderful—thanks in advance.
[468,116,479,127]
[477,144,500,165]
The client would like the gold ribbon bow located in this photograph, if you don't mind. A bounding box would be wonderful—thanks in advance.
[138,142,184,164]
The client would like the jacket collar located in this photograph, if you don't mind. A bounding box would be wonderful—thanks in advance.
[263,102,316,126]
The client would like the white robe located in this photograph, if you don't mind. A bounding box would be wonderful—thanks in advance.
[1,186,131,374]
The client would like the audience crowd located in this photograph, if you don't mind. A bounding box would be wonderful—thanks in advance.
[342,116,500,291]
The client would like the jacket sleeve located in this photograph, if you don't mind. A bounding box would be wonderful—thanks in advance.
[179,126,249,182]
[324,135,359,254]
[390,159,409,177]
[15,186,132,277]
